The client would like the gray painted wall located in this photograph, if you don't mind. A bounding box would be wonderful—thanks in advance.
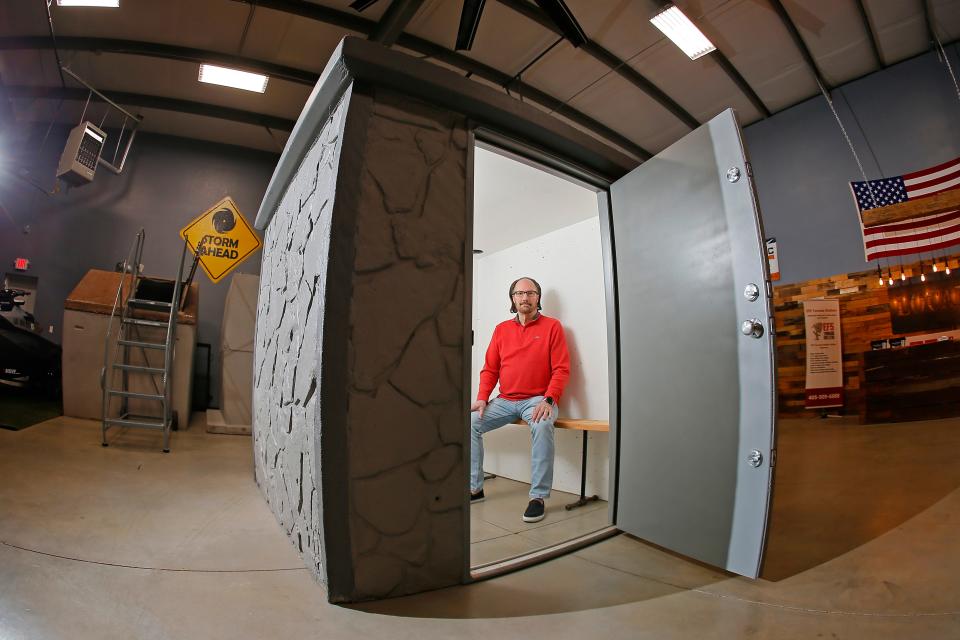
[745,46,960,285]
[0,127,277,407]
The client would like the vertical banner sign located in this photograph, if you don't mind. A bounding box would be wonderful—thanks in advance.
[803,299,843,409]
[766,237,780,281]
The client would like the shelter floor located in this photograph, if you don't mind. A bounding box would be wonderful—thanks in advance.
[470,476,609,566]
[0,414,958,639]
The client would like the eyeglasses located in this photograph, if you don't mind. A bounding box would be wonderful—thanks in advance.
[511,290,539,298]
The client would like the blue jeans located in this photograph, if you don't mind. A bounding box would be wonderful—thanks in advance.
[470,396,556,499]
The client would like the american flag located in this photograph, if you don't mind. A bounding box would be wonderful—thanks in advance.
[850,156,960,261]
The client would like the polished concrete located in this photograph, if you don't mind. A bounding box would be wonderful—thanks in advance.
[0,414,958,638]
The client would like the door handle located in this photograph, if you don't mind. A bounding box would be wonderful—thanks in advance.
[740,318,764,338]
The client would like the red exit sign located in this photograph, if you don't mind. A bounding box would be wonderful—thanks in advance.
[13,258,29,271]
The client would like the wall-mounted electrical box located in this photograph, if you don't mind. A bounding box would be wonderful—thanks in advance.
[56,121,107,186]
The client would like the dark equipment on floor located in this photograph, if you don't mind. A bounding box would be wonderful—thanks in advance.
[0,289,61,394]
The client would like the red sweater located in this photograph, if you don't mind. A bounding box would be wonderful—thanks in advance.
[477,314,570,404]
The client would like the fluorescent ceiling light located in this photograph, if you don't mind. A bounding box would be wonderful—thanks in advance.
[56,0,120,7]
[198,64,269,93]
[650,5,716,60]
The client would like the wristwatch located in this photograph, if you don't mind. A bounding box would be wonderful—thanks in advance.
[544,396,554,406]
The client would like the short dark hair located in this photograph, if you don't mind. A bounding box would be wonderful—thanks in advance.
[509,277,542,313]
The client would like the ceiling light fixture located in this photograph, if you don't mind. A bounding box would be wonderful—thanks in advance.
[650,4,716,60]
[199,64,268,93]
[56,0,120,6]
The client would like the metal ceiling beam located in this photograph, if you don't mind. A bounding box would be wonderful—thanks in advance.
[231,0,651,159]
[496,0,700,129]
[0,34,649,161]
[767,0,831,89]
[4,85,296,131]
[854,0,884,67]
[710,52,771,118]
[369,0,426,47]
[2,1,648,159]
[0,36,319,85]
[394,36,651,159]
[921,0,942,47]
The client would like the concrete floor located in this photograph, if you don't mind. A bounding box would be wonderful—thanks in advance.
[0,414,958,639]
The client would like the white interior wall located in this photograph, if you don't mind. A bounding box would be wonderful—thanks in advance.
[472,147,610,499]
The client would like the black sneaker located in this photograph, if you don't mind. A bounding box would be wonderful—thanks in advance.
[470,490,485,504]
[522,498,545,523]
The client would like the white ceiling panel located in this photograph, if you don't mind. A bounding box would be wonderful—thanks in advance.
[473,145,598,255]
[465,2,560,78]
[783,0,877,85]
[704,0,818,112]
[864,0,926,66]
[626,38,764,126]
[0,50,61,87]
[567,71,690,154]
[404,0,467,51]
[520,41,612,102]
[50,0,250,52]
[0,1,45,38]
[406,0,559,77]
[9,99,286,155]
[242,9,364,73]
[127,107,288,153]
[0,0,947,157]
[307,0,390,23]
[930,0,960,41]
[562,0,663,62]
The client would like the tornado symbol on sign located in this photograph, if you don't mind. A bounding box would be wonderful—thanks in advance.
[212,208,236,234]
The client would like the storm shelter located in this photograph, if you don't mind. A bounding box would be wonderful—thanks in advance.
[252,37,776,603]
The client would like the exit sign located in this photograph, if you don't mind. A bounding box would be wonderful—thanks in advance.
[13,258,29,271]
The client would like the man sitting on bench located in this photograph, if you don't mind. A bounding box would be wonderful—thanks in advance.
[470,276,570,523]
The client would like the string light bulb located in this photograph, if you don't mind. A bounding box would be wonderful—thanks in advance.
[901,271,906,281]
[877,265,884,286]
[920,262,926,282]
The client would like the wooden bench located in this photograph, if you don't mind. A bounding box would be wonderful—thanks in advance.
[512,418,610,510]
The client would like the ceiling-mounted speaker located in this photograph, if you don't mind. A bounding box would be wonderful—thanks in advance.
[456,0,486,51]
[533,0,587,47]
[350,0,381,11]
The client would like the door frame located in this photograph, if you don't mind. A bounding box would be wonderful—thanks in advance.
[466,127,622,580]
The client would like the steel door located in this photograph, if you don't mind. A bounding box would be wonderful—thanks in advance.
[607,109,775,578]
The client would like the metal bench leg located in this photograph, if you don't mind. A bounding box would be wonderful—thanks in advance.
[565,431,601,511]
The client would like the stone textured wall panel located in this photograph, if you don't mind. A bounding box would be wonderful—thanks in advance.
[255,84,468,602]
[253,88,352,584]
[345,89,468,600]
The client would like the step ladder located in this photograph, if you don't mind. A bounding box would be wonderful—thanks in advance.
[100,230,198,452]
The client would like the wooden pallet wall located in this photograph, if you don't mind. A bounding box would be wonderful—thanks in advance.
[773,255,960,417]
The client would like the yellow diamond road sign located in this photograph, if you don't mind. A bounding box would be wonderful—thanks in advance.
[180,196,262,284]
